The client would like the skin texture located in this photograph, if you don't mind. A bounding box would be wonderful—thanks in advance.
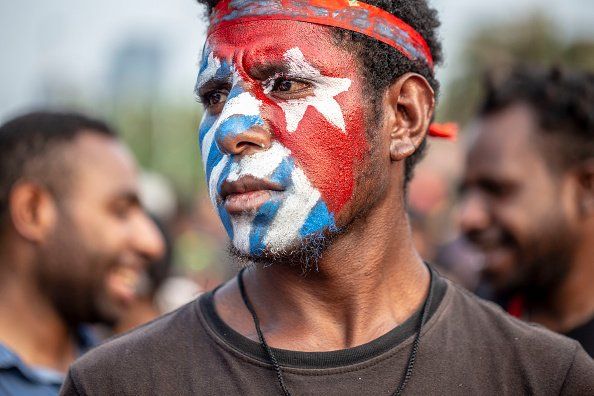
[0,133,164,372]
[197,21,368,257]
[197,20,436,351]
[460,103,594,332]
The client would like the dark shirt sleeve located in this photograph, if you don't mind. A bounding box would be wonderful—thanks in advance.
[59,370,82,396]
[560,343,594,395]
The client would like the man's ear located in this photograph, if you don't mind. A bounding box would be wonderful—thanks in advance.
[385,73,435,161]
[9,181,57,243]
[577,159,594,216]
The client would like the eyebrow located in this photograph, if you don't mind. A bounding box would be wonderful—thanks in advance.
[103,183,138,204]
[194,77,232,97]
[248,62,291,80]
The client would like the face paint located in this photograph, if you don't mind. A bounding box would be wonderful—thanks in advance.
[196,20,367,257]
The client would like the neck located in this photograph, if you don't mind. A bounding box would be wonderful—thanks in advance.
[0,249,77,373]
[215,189,430,352]
[529,232,594,333]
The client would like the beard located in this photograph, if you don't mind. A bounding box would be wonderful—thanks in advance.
[35,214,120,327]
[229,228,335,273]
[227,142,386,272]
[493,217,577,306]
[213,95,387,271]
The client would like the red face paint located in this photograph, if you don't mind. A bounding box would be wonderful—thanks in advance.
[208,20,368,214]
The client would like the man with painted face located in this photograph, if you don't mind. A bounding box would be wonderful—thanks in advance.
[460,66,594,357]
[0,111,164,395]
[62,2,594,395]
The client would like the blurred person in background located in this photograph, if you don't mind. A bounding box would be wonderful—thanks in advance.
[0,111,164,395]
[460,66,594,356]
[110,217,173,335]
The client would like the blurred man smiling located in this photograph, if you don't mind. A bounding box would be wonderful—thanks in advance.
[0,111,164,395]
[63,2,593,395]
[460,66,594,356]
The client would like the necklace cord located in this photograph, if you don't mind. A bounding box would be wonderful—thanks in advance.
[238,268,292,396]
[238,267,434,396]
[393,269,433,396]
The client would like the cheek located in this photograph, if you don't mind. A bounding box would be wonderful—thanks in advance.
[263,91,367,214]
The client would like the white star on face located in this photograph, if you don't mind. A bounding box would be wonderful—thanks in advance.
[278,47,352,133]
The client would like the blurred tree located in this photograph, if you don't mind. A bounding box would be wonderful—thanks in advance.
[111,102,204,207]
[440,14,594,125]
[105,37,206,208]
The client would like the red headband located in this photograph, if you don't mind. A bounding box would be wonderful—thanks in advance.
[208,0,457,140]
[209,0,433,68]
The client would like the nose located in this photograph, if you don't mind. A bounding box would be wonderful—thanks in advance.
[217,123,272,156]
[131,212,166,264]
[459,192,491,237]
[214,83,272,156]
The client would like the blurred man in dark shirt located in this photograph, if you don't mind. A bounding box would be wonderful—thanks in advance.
[0,111,164,395]
[460,66,594,356]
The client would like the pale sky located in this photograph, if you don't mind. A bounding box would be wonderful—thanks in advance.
[1,0,593,121]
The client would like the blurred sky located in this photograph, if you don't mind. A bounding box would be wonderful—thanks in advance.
[1,0,593,121]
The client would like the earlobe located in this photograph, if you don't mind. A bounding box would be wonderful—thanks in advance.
[386,73,435,162]
[9,182,56,243]
[390,137,416,161]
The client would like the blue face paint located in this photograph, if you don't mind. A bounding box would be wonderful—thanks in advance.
[196,45,337,257]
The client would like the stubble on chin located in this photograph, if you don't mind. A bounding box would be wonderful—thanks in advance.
[227,227,340,274]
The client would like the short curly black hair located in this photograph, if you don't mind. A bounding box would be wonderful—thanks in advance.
[0,111,116,229]
[195,0,443,186]
[481,66,594,171]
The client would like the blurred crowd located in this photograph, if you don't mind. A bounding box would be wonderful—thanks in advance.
[0,5,593,396]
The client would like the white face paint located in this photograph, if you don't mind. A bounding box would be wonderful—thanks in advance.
[197,45,350,257]
[227,141,290,182]
[200,89,262,172]
[267,47,352,133]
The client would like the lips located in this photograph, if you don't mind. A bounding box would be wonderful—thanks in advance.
[465,228,511,251]
[105,261,145,305]
[220,176,284,214]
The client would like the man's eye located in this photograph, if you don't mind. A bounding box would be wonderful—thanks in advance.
[271,79,309,94]
[111,202,132,220]
[480,180,517,199]
[204,91,228,107]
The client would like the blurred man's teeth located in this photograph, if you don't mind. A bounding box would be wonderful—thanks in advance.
[107,266,141,303]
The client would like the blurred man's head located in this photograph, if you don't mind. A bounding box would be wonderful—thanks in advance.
[460,67,594,299]
[0,111,164,326]
[194,0,442,265]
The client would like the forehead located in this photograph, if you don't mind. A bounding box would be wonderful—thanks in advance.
[466,104,546,179]
[66,133,138,198]
[205,20,356,72]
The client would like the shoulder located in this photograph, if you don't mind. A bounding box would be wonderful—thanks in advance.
[434,279,594,388]
[83,298,199,362]
[64,297,208,393]
[442,279,576,350]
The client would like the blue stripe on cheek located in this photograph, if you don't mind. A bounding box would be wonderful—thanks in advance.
[249,200,283,255]
[269,157,294,186]
[299,200,336,238]
[216,158,233,198]
[205,148,224,185]
[199,114,217,147]
[214,159,234,239]
[217,205,234,239]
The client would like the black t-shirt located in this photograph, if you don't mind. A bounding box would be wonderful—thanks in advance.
[61,272,594,395]
[565,316,594,358]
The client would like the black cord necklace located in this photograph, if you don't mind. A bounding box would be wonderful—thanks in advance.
[238,268,434,396]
